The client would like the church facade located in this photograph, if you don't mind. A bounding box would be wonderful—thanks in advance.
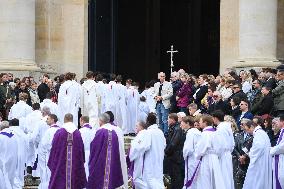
[0,0,283,81]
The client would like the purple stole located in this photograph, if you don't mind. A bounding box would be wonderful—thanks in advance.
[0,131,14,138]
[104,130,113,188]
[275,129,284,189]
[66,133,73,189]
[184,127,216,188]
[83,124,92,129]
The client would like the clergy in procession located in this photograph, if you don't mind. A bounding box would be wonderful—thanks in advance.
[40,92,59,116]
[4,118,29,189]
[126,82,140,134]
[195,115,226,189]
[48,113,86,189]
[79,115,95,179]
[129,121,148,189]
[81,71,99,127]
[181,116,201,189]
[104,74,118,122]
[8,92,33,120]
[95,74,107,115]
[0,121,18,189]
[242,118,272,189]
[87,113,128,189]
[58,72,81,125]
[130,113,166,189]
[114,75,128,130]
[37,114,60,189]
[211,110,235,189]
[270,114,284,189]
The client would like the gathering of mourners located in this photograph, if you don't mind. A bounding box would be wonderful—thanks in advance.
[0,66,284,189]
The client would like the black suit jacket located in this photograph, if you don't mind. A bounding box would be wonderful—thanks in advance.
[251,93,274,115]
[208,99,231,115]
[194,85,208,108]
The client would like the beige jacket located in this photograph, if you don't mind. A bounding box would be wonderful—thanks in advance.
[154,81,173,109]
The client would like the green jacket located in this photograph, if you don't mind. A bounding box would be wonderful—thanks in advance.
[0,82,12,100]
[272,80,284,111]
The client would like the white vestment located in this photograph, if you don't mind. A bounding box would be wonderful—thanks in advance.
[215,122,235,189]
[138,101,150,123]
[37,125,60,189]
[99,123,128,188]
[8,100,33,120]
[126,87,140,134]
[0,131,18,189]
[40,99,59,116]
[183,128,201,189]
[270,128,284,189]
[130,124,166,189]
[81,80,99,127]
[4,126,29,189]
[195,126,226,189]
[141,87,156,113]
[243,126,272,189]
[104,81,118,120]
[96,81,107,115]
[58,80,81,125]
[115,83,128,130]
[79,124,96,179]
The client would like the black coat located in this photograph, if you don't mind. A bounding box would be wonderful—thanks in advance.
[228,90,247,103]
[208,99,231,115]
[38,82,50,102]
[265,77,277,90]
[231,106,242,122]
[251,93,274,116]
[194,85,208,109]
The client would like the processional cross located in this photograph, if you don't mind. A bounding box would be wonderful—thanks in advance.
[167,45,178,73]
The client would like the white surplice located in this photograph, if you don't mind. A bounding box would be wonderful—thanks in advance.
[96,81,107,115]
[126,86,140,134]
[270,128,284,189]
[40,99,59,116]
[58,80,81,125]
[8,100,33,120]
[0,131,18,189]
[141,87,156,113]
[115,83,128,130]
[104,81,118,120]
[81,79,99,127]
[98,123,128,188]
[79,124,96,179]
[138,101,150,123]
[130,124,166,189]
[183,128,201,189]
[195,126,226,189]
[215,122,235,189]
[243,126,272,189]
[37,124,60,189]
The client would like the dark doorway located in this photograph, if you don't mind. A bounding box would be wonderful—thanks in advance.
[88,0,220,83]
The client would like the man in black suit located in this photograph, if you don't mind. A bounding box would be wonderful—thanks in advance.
[251,86,274,116]
[228,82,247,103]
[193,74,208,110]
[208,91,230,115]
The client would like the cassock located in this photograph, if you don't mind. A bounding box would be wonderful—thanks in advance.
[104,81,118,121]
[48,122,87,189]
[183,128,201,189]
[270,128,284,189]
[0,130,18,189]
[8,100,33,120]
[58,80,81,125]
[195,126,226,189]
[215,122,235,189]
[40,99,59,116]
[138,101,150,123]
[243,126,272,189]
[81,80,99,127]
[129,129,148,189]
[115,83,128,129]
[130,124,166,189]
[4,126,29,189]
[126,86,140,134]
[79,123,96,179]
[37,124,60,189]
[88,123,128,189]
[96,81,107,115]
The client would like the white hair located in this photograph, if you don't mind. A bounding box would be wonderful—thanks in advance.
[177,112,186,118]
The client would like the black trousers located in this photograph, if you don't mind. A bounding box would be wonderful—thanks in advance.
[168,160,184,189]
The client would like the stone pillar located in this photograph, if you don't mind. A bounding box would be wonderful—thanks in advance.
[0,0,41,75]
[235,0,280,68]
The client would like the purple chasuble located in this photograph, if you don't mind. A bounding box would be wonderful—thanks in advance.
[87,128,123,189]
[275,129,284,189]
[48,128,87,189]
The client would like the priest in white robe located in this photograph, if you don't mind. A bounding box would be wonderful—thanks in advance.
[40,92,59,116]
[81,71,99,127]
[8,92,33,120]
[195,115,226,189]
[141,84,156,113]
[58,72,81,125]
[129,113,166,189]
[138,96,150,123]
[270,116,284,189]
[104,79,118,122]
[79,116,96,179]
[212,110,235,189]
[126,85,140,134]
[115,75,128,129]
[0,125,18,189]
[243,121,272,189]
[37,114,60,189]
[95,74,107,115]
[181,116,201,189]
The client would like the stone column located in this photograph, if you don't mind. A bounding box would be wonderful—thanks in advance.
[235,0,280,68]
[0,0,40,74]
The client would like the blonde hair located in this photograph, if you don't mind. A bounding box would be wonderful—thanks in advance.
[224,115,238,132]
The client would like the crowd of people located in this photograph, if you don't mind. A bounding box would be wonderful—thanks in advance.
[0,65,283,189]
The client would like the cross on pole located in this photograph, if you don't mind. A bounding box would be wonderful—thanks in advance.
[167,45,178,73]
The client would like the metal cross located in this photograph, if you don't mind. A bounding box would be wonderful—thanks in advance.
[167,45,178,73]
